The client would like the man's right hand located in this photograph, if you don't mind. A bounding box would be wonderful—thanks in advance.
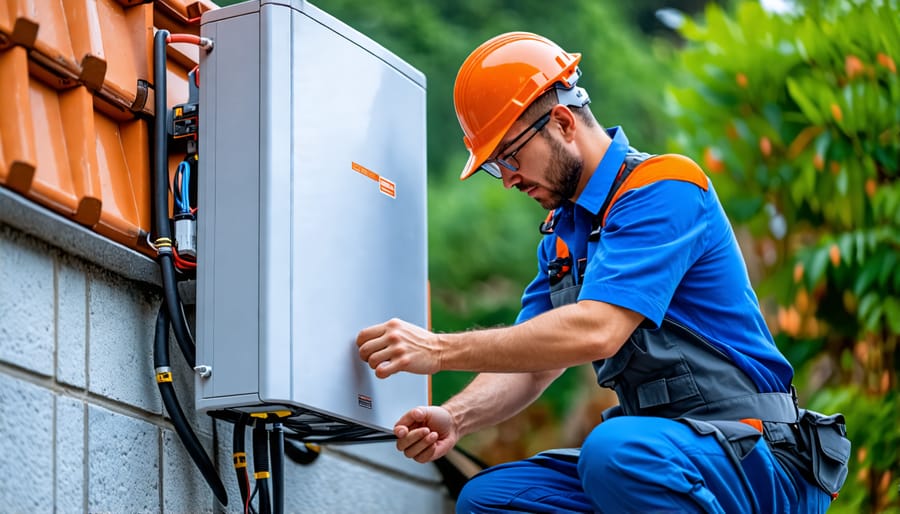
[394,406,459,463]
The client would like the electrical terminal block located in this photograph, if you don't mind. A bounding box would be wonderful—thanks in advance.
[174,217,197,258]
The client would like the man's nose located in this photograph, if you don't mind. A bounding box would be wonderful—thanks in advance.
[500,167,519,190]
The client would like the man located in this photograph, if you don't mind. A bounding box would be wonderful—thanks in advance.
[356,32,849,513]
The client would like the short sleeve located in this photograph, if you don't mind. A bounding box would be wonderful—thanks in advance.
[515,236,555,324]
[578,179,710,327]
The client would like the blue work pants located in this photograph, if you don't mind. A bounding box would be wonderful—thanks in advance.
[456,417,831,513]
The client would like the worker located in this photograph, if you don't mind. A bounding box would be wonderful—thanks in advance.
[356,32,850,513]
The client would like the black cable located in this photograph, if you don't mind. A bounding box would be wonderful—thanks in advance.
[248,482,260,514]
[283,440,320,466]
[233,414,251,514]
[153,29,195,367]
[270,423,284,514]
[153,304,228,506]
[252,422,272,514]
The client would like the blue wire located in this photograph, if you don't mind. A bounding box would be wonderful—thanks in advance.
[181,161,191,213]
[173,162,185,213]
[173,161,191,214]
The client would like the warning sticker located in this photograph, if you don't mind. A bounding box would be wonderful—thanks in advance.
[352,162,396,199]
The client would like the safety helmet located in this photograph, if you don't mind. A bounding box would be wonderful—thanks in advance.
[453,32,589,180]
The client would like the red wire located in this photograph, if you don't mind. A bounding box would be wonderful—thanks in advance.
[244,469,251,514]
[166,34,202,45]
[172,248,197,270]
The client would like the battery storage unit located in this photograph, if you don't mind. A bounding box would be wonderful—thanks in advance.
[197,0,428,436]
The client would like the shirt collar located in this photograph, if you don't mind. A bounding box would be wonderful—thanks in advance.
[575,126,629,214]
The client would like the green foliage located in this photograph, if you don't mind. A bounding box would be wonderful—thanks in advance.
[314,0,678,180]
[668,0,900,509]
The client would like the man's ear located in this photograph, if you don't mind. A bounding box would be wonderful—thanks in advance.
[550,104,577,142]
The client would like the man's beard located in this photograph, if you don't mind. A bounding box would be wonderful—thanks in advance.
[537,135,582,210]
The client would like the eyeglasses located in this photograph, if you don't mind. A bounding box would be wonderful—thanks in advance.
[479,111,552,179]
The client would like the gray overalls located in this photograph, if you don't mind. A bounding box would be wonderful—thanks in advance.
[541,151,850,509]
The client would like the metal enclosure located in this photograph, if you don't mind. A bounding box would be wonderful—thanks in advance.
[197,0,428,434]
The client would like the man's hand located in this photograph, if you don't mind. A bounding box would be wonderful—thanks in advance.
[356,318,442,378]
[393,406,458,463]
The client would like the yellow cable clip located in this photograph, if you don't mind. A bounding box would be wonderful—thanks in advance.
[156,371,173,383]
[254,471,270,480]
[249,410,292,420]
[233,452,247,469]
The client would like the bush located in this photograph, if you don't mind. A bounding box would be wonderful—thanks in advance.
[668,1,900,510]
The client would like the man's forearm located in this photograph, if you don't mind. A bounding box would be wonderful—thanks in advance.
[437,300,643,373]
[442,369,564,438]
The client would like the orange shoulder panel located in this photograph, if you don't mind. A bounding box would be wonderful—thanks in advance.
[555,235,570,259]
[602,154,709,226]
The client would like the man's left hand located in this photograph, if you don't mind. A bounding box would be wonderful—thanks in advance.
[356,319,442,378]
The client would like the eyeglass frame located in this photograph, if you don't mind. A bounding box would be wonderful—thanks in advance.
[479,111,552,179]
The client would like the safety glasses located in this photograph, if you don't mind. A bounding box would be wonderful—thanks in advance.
[479,111,552,179]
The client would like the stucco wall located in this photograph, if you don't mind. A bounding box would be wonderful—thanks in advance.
[0,188,450,513]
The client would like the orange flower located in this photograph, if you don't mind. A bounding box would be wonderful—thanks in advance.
[793,263,804,283]
[830,161,841,175]
[877,52,897,74]
[813,153,824,171]
[829,244,841,266]
[703,147,724,173]
[830,103,843,122]
[845,55,865,79]
[726,122,739,140]
[796,289,809,312]
[736,72,748,88]
[759,136,772,157]
[865,178,877,197]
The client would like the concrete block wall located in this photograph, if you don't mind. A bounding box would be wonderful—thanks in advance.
[0,190,451,513]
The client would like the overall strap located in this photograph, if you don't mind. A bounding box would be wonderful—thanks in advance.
[591,153,710,240]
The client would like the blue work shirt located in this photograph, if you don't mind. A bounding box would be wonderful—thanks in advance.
[515,127,793,393]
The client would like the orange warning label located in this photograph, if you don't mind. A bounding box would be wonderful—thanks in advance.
[352,162,396,199]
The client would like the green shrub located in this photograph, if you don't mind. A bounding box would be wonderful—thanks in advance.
[668,1,900,510]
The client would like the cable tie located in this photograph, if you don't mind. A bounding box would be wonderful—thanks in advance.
[254,471,270,480]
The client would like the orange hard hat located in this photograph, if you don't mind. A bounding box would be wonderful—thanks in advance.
[454,32,585,180]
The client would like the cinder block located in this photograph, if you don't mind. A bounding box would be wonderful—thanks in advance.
[0,227,54,376]
[87,271,161,413]
[336,442,444,482]
[0,374,54,512]
[87,405,159,513]
[56,396,85,513]
[56,257,87,388]
[162,428,216,513]
[280,448,449,513]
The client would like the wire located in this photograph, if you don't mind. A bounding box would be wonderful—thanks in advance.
[172,161,192,215]
[233,414,252,514]
[153,29,195,367]
[270,424,284,514]
[166,33,213,51]
[153,304,228,505]
[252,423,272,514]
[172,247,197,270]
